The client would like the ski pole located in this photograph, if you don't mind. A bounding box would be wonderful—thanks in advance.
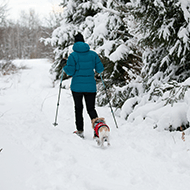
[100,73,118,128]
[53,68,64,126]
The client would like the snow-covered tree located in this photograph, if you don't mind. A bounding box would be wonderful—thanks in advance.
[118,0,190,131]
[129,0,190,92]
[46,0,101,80]
[47,0,142,87]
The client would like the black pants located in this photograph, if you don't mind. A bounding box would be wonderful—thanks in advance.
[72,91,98,131]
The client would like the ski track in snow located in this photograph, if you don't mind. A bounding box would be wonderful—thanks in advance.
[0,59,190,190]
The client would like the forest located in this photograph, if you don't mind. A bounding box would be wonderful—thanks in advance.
[0,2,61,61]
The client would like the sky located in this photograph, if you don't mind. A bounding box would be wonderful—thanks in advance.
[6,0,62,20]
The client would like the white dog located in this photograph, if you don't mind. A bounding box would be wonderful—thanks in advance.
[91,118,110,147]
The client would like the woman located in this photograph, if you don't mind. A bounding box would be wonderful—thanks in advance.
[63,33,104,138]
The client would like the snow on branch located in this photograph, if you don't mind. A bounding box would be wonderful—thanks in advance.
[97,2,120,16]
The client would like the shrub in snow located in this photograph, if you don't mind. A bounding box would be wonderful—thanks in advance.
[0,60,17,76]
[121,77,190,131]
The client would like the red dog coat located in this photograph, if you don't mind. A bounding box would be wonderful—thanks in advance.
[94,122,109,138]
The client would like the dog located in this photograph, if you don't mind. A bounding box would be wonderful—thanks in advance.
[91,118,110,147]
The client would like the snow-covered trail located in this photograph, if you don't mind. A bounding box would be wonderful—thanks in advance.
[0,59,190,190]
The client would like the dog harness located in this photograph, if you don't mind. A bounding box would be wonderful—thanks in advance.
[94,122,109,138]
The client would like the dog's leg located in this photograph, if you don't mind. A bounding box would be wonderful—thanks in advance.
[100,137,104,147]
[100,139,104,147]
[107,140,110,146]
[96,138,101,146]
[96,137,104,147]
[107,134,110,146]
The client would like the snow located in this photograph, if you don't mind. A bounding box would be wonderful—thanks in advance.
[1,59,190,190]
[179,0,190,22]
[120,76,190,132]
[110,44,130,62]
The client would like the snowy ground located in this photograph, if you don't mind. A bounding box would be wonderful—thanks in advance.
[0,59,190,190]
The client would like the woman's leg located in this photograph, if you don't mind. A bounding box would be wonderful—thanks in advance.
[72,91,84,131]
[84,92,98,120]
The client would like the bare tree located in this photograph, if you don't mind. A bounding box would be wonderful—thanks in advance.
[0,5,61,61]
[0,2,8,59]
[0,1,7,26]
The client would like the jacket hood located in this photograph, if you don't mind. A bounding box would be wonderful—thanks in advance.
[73,42,90,53]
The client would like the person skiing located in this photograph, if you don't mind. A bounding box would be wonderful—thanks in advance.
[63,32,104,138]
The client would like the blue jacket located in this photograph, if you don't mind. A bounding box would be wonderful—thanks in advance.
[63,42,104,92]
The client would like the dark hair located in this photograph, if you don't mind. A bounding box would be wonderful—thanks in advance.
[74,32,84,43]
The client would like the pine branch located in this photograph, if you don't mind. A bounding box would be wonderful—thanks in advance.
[97,2,120,16]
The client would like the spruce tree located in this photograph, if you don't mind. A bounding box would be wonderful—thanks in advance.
[130,0,190,91]
[48,0,143,83]
[117,0,190,125]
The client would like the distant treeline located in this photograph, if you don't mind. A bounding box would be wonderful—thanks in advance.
[0,3,62,60]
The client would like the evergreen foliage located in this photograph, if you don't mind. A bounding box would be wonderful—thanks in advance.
[47,0,143,107]
[130,0,190,89]
[47,0,190,131]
